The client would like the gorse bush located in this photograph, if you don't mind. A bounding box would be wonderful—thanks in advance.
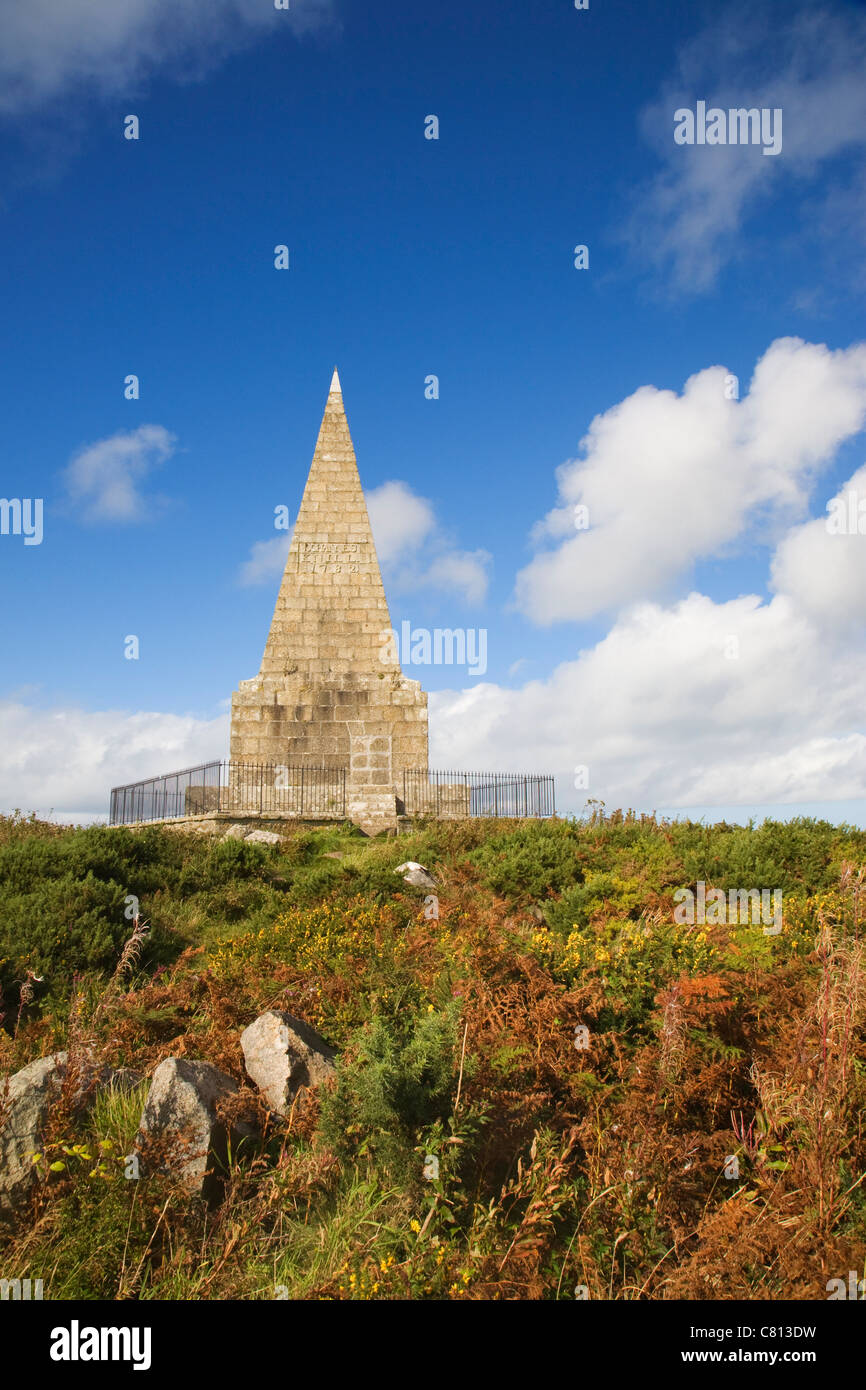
[319,1006,462,1179]
[0,873,131,1003]
[2,809,865,1302]
[468,820,585,899]
[210,898,394,977]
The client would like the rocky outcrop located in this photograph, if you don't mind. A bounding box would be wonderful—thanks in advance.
[136,1058,256,1204]
[240,1011,337,1116]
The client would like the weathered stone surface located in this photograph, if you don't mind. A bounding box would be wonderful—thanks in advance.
[0,1051,126,1211]
[241,1011,336,1115]
[244,829,282,845]
[223,823,248,840]
[0,1054,65,1211]
[350,790,399,836]
[136,1059,255,1202]
[228,372,428,832]
[394,861,437,890]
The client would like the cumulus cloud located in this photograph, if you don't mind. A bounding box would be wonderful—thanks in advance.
[431,335,866,815]
[770,462,866,631]
[431,588,866,817]
[0,701,228,821]
[366,480,436,563]
[238,534,291,587]
[515,337,866,624]
[0,0,335,115]
[367,480,491,605]
[627,3,866,292]
[63,423,177,522]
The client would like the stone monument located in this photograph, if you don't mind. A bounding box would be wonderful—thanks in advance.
[229,370,428,833]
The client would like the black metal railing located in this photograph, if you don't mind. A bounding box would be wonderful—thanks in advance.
[402,769,555,819]
[109,761,347,825]
[109,762,555,825]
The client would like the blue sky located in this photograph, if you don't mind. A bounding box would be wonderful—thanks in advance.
[1,0,865,823]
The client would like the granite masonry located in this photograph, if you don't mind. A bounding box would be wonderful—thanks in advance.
[228,370,428,834]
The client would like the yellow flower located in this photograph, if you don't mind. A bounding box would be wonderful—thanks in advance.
[410,1219,421,1233]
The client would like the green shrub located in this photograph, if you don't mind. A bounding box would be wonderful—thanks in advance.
[0,872,130,1001]
[468,821,585,900]
[320,1007,461,1178]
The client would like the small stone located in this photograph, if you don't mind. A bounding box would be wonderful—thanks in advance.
[394,861,437,890]
[244,829,282,845]
[241,1011,336,1116]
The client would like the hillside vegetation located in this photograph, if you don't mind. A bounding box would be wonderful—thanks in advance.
[1,807,865,1300]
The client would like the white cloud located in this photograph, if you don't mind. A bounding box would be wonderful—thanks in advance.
[366,480,436,563]
[0,701,228,821]
[63,423,177,522]
[0,0,335,115]
[367,480,491,605]
[431,587,866,817]
[238,534,291,587]
[770,462,866,631]
[515,337,866,624]
[629,3,866,292]
[421,551,490,605]
[7,506,866,822]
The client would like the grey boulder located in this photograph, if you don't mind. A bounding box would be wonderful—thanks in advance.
[136,1058,255,1203]
[0,1050,119,1211]
[241,1011,336,1116]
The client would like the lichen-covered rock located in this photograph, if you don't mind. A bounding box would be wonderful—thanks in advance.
[0,1051,121,1212]
[136,1058,256,1203]
[241,1011,337,1116]
[0,1054,65,1211]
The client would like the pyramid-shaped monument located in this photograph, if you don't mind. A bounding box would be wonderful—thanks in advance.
[229,370,428,830]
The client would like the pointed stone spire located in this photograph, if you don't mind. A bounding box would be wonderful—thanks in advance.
[258,370,398,680]
[229,370,429,828]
